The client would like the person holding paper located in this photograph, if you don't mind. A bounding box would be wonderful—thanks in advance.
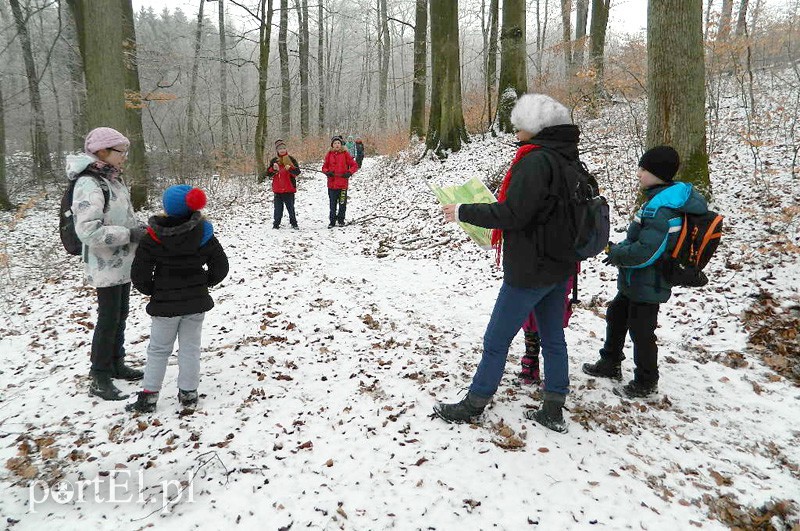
[434,94,581,433]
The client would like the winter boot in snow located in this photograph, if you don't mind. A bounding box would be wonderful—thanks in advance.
[582,351,623,381]
[112,358,144,381]
[89,371,128,401]
[525,392,567,433]
[613,379,658,400]
[433,391,491,423]
[178,389,199,409]
[125,391,159,413]
[517,331,541,385]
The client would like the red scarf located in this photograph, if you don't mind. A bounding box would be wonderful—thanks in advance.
[491,143,539,266]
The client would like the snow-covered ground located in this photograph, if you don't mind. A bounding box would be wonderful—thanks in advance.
[1,84,799,529]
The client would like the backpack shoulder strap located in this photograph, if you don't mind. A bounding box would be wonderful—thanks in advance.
[78,173,111,213]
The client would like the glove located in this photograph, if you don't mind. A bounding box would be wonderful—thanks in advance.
[343,172,351,178]
[326,172,334,178]
[602,255,613,266]
[130,225,147,243]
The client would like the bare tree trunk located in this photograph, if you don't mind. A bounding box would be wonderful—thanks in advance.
[717,0,733,40]
[256,0,274,181]
[575,0,589,67]
[317,0,325,134]
[185,0,205,169]
[65,5,86,152]
[704,0,714,40]
[45,4,64,173]
[48,68,64,175]
[218,0,230,156]
[735,0,749,36]
[279,0,290,137]
[378,0,390,126]
[497,0,527,132]
[426,0,468,156]
[67,0,128,164]
[535,0,550,80]
[410,0,427,138]
[9,0,54,182]
[121,0,148,208]
[589,0,611,97]
[0,82,10,210]
[296,0,310,137]
[750,0,762,34]
[561,0,573,76]
[648,0,710,193]
[483,0,499,131]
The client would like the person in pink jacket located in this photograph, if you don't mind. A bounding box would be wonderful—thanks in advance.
[322,135,358,228]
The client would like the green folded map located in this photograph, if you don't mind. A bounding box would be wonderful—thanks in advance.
[428,177,497,250]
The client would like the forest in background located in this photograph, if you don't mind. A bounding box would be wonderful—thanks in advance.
[0,0,798,208]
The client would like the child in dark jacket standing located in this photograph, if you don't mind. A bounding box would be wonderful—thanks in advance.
[127,185,229,413]
[265,139,301,229]
[583,146,708,399]
[322,135,358,228]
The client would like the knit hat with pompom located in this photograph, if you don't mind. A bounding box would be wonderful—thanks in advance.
[162,184,207,218]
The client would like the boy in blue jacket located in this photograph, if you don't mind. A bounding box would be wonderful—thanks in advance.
[583,146,708,399]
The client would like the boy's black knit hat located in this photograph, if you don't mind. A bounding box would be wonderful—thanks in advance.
[639,145,680,182]
[330,135,344,147]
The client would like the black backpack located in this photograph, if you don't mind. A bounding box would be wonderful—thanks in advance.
[59,175,110,256]
[661,210,723,287]
[538,148,611,262]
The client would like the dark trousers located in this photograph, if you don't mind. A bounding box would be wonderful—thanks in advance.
[602,291,660,385]
[273,193,297,227]
[328,188,347,224]
[91,283,131,373]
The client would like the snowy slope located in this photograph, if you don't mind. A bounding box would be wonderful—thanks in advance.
[1,93,799,529]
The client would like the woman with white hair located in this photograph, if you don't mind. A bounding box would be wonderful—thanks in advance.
[434,94,582,433]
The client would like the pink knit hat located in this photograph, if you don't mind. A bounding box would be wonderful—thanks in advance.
[84,127,130,154]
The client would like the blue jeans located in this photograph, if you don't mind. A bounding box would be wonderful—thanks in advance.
[470,281,570,397]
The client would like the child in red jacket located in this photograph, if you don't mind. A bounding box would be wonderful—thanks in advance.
[265,139,301,229]
[322,135,358,228]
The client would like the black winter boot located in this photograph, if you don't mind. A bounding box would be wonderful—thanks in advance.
[112,358,144,381]
[89,371,128,401]
[525,392,567,433]
[178,389,198,409]
[125,391,159,413]
[582,352,622,381]
[613,379,658,399]
[433,391,491,423]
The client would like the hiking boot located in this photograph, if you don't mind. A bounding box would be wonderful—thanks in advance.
[89,371,128,401]
[125,391,159,413]
[582,356,622,381]
[328,222,335,229]
[433,391,491,423]
[613,379,658,399]
[112,358,144,381]
[524,392,567,433]
[517,331,541,385]
[178,389,199,409]
[272,224,280,229]
[337,220,345,227]
[291,225,299,230]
